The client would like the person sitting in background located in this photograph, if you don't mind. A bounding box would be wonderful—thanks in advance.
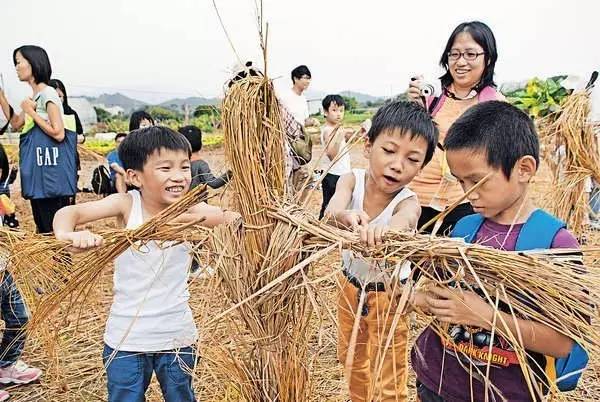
[48,79,83,135]
[178,125,231,191]
[129,110,154,132]
[106,133,127,193]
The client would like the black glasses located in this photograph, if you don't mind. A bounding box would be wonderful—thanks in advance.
[448,51,485,61]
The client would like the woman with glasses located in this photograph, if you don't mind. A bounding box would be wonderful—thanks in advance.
[408,21,505,234]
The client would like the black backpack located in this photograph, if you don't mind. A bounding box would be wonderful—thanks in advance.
[91,165,112,195]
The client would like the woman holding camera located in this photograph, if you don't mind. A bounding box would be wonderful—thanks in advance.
[408,21,504,234]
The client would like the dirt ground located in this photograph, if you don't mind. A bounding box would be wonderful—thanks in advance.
[5,142,600,401]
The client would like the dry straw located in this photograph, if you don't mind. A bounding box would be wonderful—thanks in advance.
[538,90,600,237]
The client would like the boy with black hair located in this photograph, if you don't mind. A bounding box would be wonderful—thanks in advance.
[54,126,238,402]
[326,101,438,402]
[411,101,582,402]
[178,125,231,191]
[319,95,352,218]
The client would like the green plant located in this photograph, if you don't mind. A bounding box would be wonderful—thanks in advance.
[506,76,569,118]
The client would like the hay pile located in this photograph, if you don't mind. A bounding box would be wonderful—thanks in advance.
[538,90,600,237]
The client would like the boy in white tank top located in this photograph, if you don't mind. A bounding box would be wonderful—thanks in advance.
[53,127,239,402]
[325,101,438,402]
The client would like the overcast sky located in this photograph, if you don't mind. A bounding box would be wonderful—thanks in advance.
[1,0,598,104]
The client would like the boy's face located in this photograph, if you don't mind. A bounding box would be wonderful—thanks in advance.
[324,102,345,124]
[446,148,536,222]
[364,129,428,194]
[128,148,192,206]
[293,75,311,92]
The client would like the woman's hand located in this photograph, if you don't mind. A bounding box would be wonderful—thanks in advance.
[407,76,425,106]
[20,98,36,116]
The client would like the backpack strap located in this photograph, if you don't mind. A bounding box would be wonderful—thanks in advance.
[515,209,566,251]
[450,213,484,243]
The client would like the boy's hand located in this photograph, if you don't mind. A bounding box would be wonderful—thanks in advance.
[425,286,493,329]
[359,224,389,247]
[336,210,369,231]
[56,231,104,252]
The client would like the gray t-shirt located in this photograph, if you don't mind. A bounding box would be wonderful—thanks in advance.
[33,86,63,120]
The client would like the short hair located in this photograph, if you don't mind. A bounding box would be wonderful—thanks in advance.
[291,65,311,83]
[115,132,127,141]
[439,21,498,91]
[367,101,438,166]
[444,101,539,179]
[118,126,191,171]
[322,95,346,112]
[178,125,203,153]
[13,45,52,85]
[129,110,155,131]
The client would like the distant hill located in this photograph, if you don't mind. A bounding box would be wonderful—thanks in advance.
[86,93,147,113]
[159,96,221,111]
[339,91,385,104]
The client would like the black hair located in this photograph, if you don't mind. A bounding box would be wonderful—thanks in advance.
[115,132,127,141]
[444,101,539,179]
[291,65,311,83]
[129,110,155,131]
[118,126,191,171]
[48,79,69,108]
[13,45,52,85]
[439,21,498,91]
[178,125,203,153]
[367,101,438,166]
[227,61,262,88]
[322,95,346,112]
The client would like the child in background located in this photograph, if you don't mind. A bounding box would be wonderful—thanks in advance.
[54,126,238,402]
[319,95,352,219]
[411,101,581,402]
[106,133,127,193]
[326,101,438,402]
[178,125,231,191]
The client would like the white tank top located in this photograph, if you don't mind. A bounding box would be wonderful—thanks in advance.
[320,126,352,176]
[104,190,197,351]
[342,169,415,284]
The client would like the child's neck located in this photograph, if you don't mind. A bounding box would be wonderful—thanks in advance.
[139,192,170,220]
[363,173,402,214]
[190,152,202,162]
[489,193,536,226]
[324,120,337,128]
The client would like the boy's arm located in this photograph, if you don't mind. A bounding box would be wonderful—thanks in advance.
[426,286,574,358]
[323,173,369,229]
[389,195,421,232]
[53,193,131,250]
[323,126,343,161]
[179,202,239,228]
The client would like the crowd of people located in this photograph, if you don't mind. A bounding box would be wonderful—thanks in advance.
[0,19,593,402]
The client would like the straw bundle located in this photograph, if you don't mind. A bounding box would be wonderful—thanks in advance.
[215,76,315,401]
[538,90,600,236]
[265,204,599,400]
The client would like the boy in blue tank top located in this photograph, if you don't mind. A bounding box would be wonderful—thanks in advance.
[410,101,583,402]
[325,101,438,402]
[53,126,239,402]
